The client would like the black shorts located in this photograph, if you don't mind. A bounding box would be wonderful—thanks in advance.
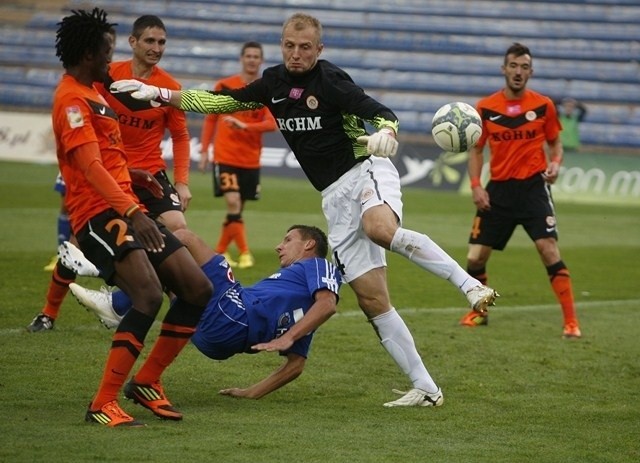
[468,173,558,251]
[132,170,183,220]
[212,163,260,201]
[75,209,183,285]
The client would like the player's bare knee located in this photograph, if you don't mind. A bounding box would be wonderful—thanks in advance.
[357,296,391,318]
[192,278,213,306]
[172,228,193,245]
[362,205,398,248]
[158,211,187,232]
[467,254,486,268]
[467,244,489,267]
[131,286,164,316]
[178,273,212,307]
[362,221,395,249]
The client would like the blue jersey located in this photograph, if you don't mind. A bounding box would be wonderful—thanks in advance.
[191,255,341,361]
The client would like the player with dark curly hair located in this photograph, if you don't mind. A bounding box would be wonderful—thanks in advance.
[53,8,212,427]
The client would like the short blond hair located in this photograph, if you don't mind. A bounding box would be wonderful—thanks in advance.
[282,12,322,44]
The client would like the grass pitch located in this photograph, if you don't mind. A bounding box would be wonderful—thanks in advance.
[1,161,638,463]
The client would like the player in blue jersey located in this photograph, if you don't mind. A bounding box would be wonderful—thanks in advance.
[71,224,341,398]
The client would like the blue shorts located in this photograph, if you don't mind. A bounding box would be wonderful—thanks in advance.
[191,255,251,360]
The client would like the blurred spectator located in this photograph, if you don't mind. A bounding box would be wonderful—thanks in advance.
[557,97,587,152]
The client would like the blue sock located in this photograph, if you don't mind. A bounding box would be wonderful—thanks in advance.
[57,214,71,245]
[112,290,133,316]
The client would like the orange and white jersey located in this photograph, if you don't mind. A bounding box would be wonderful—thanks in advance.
[96,60,190,184]
[475,89,561,181]
[52,74,139,232]
[200,74,277,169]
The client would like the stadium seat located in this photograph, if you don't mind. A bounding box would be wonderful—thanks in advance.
[1,0,639,147]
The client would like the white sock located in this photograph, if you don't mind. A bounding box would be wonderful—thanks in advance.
[370,309,438,393]
[390,227,480,294]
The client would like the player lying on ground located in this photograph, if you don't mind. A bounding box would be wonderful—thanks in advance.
[68,224,341,398]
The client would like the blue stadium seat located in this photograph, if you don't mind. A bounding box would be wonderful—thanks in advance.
[182,0,640,24]
[24,9,638,61]
[580,122,640,147]
[70,0,640,41]
[1,1,639,147]
[0,85,52,107]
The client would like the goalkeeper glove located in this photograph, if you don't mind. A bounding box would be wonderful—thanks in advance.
[356,128,398,158]
[109,79,172,103]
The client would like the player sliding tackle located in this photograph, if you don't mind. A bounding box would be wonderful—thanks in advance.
[110,12,498,408]
[70,225,341,399]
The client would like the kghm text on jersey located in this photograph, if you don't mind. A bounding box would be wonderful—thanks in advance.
[491,129,537,141]
[277,116,322,132]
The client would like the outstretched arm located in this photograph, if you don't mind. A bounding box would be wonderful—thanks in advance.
[110,80,262,114]
[219,353,306,399]
[218,289,337,399]
[252,290,337,353]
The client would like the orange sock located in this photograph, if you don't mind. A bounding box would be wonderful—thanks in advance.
[234,220,249,254]
[215,221,234,254]
[547,261,578,325]
[133,323,196,385]
[91,332,143,409]
[41,261,76,319]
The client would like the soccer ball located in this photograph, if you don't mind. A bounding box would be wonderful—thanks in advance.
[431,102,482,153]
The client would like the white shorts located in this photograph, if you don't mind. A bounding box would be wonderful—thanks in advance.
[321,157,403,283]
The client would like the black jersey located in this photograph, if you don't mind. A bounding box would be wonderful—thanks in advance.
[180,60,398,191]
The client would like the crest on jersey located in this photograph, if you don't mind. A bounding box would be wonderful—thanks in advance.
[360,188,374,204]
[277,312,291,328]
[276,312,292,338]
[306,96,318,110]
[65,106,84,128]
[526,111,537,121]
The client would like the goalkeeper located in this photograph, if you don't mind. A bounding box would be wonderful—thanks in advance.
[111,12,498,408]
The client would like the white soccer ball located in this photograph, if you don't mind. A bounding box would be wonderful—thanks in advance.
[431,102,482,153]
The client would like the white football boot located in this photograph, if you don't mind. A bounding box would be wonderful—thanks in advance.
[69,283,122,329]
[465,285,498,314]
[383,388,444,407]
[58,241,100,277]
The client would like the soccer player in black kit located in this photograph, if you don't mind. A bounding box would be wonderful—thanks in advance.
[112,12,498,408]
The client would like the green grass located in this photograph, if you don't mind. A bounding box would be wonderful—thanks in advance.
[1,161,639,463]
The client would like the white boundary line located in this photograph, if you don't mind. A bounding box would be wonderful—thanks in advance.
[334,299,639,317]
[4,299,637,335]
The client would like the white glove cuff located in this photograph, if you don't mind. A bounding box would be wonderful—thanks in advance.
[158,88,172,103]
